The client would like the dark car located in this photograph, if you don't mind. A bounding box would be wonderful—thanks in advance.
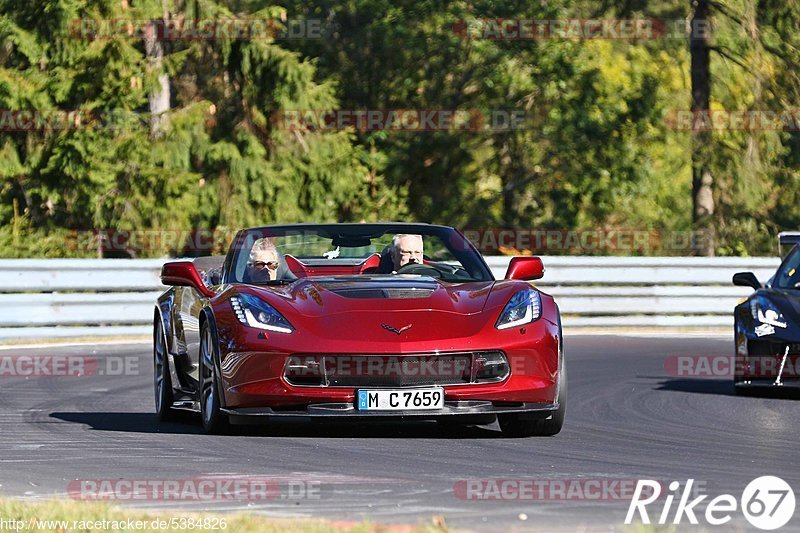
[733,232,800,392]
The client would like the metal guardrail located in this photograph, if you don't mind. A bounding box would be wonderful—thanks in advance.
[0,256,782,339]
[488,256,780,328]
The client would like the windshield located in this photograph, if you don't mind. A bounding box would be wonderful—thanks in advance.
[774,246,800,289]
[225,224,492,284]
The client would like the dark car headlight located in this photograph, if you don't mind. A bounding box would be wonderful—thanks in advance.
[496,289,541,330]
[750,296,787,328]
[231,294,295,333]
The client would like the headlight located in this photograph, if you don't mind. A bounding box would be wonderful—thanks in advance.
[750,297,787,328]
[496,289,541,330]
[231,294,294,333]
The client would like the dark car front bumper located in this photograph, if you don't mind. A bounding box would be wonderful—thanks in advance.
[735,378,800,389]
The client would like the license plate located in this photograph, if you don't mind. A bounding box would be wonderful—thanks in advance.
[356,388,444,411]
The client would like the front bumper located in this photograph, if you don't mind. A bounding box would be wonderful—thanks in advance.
[735,314,800,383]
[734,341,800,382]
[218,315,562,409]
[222,400,558,424]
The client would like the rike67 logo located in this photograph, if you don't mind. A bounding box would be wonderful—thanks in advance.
[626,477,795,530]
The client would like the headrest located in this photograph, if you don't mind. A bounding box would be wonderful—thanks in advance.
[275,248,298,281]
[376,245,395,274]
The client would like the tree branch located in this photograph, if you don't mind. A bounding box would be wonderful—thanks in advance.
[706,0,745,27]
[708,45,749,71]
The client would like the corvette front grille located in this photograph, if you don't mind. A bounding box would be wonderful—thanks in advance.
[283,351,509,388]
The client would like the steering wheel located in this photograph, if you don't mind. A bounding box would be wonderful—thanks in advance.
[396,263,467,281]
[394,262,444,278]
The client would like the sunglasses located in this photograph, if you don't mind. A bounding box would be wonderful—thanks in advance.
[250,260,279,271]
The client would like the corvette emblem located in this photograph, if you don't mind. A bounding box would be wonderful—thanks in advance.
[381,323,413,335]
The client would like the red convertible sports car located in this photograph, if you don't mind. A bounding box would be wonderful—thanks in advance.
[154,223,565,436]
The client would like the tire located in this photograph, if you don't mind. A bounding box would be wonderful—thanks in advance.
[499,360,566,438]
[200,319,229,434]
[154,316,175,421]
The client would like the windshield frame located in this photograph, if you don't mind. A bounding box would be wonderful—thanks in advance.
[221,223,494,284]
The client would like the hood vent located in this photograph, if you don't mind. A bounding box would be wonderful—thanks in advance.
[328,287,435,299]
[312,278,439,299]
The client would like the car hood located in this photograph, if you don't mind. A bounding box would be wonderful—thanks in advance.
[227,276,548,344]
[253,275,496,317]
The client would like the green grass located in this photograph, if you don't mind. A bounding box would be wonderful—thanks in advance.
[0,499,453,533]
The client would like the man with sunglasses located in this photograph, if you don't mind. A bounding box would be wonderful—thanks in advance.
[247,238,281,282]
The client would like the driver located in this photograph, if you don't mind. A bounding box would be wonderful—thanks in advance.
[390,234,424,272]
[246,238,280,282]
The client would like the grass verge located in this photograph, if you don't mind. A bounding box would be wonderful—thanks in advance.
[0,499,452,533]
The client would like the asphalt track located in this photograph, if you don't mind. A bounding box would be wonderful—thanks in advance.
[1,335,799,532]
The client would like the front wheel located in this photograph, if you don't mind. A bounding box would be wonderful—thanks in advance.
[154,316,175,421]
[200,320,229,434]
[499,363,566,438]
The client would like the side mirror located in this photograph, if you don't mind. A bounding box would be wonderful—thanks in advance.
[504,256,545,281]
[207,268,222,286]
[732,271,761,290]
[161,261,215,298]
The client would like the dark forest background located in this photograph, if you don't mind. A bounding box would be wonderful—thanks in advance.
[1,0,799,257]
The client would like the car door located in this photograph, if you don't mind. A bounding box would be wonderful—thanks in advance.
[170,286,203,389]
